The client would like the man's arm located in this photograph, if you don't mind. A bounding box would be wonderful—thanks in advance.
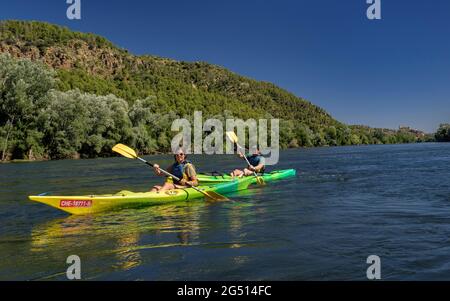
[181,164,198,186]
[153,164,172,177]
[252,163,265,173]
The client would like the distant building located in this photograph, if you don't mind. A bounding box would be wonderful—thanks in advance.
[399,126,425,137]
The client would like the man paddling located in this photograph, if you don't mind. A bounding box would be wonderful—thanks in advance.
[151,149,198,192]
[231,148,265,178]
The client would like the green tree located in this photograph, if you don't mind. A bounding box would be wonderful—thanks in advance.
[40,90,133,159]
[435,124,450,142]
[0,53,56,160]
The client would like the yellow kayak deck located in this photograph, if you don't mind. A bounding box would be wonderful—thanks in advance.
[29,177,253,215]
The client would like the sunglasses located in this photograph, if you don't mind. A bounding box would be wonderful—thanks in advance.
[176,153,185,156]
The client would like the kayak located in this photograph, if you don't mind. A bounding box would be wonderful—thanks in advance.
[197,169,296,184]
[29,177,254,215]
[29,169,297,215]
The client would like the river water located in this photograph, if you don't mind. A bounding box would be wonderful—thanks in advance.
[1,143,449,280]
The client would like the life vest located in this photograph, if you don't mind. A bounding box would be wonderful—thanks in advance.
[247,154,265,172]
[170,160,192,184]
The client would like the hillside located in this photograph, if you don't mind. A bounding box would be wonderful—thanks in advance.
[0,20,337,127]
[0,20,427,161]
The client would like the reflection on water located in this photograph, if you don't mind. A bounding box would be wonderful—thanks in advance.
[113,235,141,271]
[27,194,260,279]
[29,201,201,275]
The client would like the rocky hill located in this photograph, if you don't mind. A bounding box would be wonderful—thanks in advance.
[0,20,338,128]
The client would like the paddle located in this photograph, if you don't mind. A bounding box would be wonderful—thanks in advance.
[226,132,265,185]
[112,143,229,202]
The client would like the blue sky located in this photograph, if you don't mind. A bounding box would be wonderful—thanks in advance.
[1,0,449,132]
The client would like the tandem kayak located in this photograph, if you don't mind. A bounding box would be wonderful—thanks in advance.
[29,177,254,215]
[197,169,297,184]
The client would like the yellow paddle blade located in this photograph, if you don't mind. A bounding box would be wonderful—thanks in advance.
[203,190,229,202]
[256,176,266,185]
[226,131,239,144]
[112,143,138,159]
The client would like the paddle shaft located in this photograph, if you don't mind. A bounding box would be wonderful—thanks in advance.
[136,157,179,179]
[235,144,260,177]
[137,156,209,195]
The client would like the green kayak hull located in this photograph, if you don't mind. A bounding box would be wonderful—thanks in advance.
[197,169,297,184]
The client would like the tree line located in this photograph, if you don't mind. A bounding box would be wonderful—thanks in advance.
[1,54,441,162]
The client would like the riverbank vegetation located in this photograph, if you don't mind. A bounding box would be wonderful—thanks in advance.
[0,21,440,161]
[0,54,435,162]
[435,124,450,142]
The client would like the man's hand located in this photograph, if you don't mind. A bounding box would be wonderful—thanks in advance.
[153,164,161,174]
[179,179,187,186]
[248,165,256,171]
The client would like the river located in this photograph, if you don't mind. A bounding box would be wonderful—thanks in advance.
[1,143,449,280]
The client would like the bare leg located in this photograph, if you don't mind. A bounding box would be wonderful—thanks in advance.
[158,182,177,192]
[151,185,162,192]
[231,169,245,178]
[243,168,254,176]
[173,184,189,189]
[152,182,191,192]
